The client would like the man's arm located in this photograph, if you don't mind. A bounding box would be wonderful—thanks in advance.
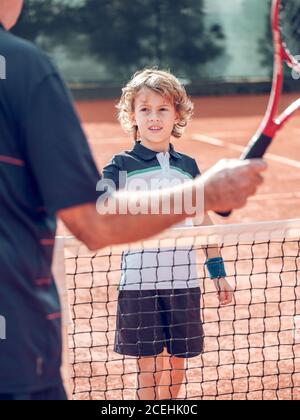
[58,203,185,251]
[58,159,267,251]
[58,177,199,250]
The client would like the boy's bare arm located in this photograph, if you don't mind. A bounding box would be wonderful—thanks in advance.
[195,211,233,306]
[194,213,222,259]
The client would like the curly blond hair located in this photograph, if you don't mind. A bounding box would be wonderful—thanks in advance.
[117,69,194,140]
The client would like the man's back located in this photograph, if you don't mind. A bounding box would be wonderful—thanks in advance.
[0,25,100,394]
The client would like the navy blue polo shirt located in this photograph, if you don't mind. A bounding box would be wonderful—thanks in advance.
[0,25,100,393]
[102,141,200,190]
[102,142,201,290]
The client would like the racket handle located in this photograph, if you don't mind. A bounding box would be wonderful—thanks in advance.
[240,133,273,160]
[216,133,272,218]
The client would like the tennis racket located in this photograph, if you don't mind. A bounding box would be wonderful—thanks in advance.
[218,0,300,217]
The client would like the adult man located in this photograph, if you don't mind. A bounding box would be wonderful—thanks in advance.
[0,0,266,400]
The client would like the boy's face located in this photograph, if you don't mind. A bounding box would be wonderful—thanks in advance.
[132,87,179,151]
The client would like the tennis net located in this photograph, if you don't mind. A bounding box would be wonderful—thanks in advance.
[53,219,300,400]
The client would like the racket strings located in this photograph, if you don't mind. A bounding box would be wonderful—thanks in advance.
[279,0,300,67]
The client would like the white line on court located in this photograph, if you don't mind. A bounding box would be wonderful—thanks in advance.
[249,192,300,201]
[202,131,250,139]
[192,134,300,169]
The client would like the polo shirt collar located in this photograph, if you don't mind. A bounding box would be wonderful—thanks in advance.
[0,23,5,31]
[133,141,182,161]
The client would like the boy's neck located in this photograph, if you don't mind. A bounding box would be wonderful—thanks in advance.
[139,138,171,153]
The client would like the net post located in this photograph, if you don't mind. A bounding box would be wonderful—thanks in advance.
[53,237,73,400]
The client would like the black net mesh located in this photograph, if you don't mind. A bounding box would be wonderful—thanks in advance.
[54,221,300,400]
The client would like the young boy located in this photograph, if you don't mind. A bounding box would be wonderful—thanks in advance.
[102,69,233,400]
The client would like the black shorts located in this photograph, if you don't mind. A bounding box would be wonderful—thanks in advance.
[114,287,203,358]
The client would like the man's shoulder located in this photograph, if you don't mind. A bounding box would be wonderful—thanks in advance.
[1,31,56,78]
[2,31,43,58]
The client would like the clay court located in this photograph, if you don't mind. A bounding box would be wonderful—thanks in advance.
[73,93,300,224]
[54,93,300,401]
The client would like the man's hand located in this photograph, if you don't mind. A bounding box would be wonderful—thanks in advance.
[200,159,267,213]
[213,278,234,306]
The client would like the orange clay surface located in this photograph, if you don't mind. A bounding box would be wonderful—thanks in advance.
[59,94,300,400]
[74,93,300,224]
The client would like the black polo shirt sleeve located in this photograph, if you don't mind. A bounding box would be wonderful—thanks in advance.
[24,73,100,215]
[192,159,201,179]
[102,155,124,191]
